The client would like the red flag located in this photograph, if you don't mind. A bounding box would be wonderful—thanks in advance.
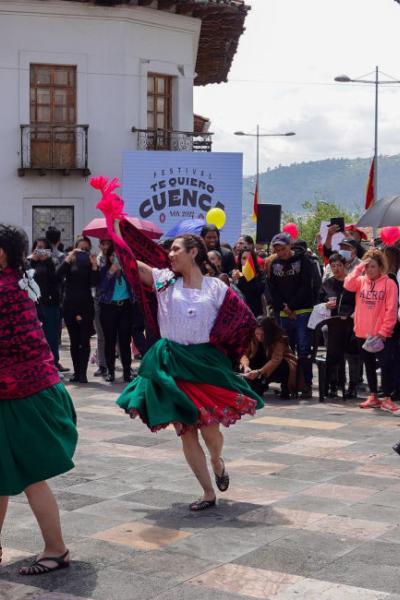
[252,182,259,222]
[365,158,375,210]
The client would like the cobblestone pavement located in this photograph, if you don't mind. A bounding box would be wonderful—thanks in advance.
[2,343,400,599]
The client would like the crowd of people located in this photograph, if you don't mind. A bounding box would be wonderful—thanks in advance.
[26,221,400,417]
[2,208,400,576]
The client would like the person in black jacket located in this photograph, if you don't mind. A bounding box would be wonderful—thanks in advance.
[200,224,235,274]
[320,253,359,398]
[269,232,314,397]
[29,238,62,369]
[232,249,266,316]
[56,236,99,383]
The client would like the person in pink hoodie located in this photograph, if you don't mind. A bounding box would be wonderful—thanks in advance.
[344,248,399,414]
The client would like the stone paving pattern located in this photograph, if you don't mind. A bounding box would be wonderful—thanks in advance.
[2,344,400,599]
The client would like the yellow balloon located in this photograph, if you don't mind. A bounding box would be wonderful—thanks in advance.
[206,207,226,230]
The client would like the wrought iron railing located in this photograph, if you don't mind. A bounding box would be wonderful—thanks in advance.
[18,124,90,176]
[131,127,213,152]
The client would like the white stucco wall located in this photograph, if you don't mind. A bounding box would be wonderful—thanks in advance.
[0,0,200,242]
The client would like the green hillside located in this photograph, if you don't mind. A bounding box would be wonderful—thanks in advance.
[242,155,400,229]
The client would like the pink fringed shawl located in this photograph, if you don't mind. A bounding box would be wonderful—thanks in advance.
[90,177,256,364]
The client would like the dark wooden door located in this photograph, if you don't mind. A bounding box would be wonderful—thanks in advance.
[30,65,77,169]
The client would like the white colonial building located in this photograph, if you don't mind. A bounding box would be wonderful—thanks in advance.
[0,0,249,246]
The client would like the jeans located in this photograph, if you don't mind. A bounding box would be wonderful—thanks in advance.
[37,304,61,366]
[279,312,312,387]
[358,337,396,397]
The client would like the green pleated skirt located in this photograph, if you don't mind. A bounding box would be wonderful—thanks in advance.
[117,339,264,433]
[0,383,78,496]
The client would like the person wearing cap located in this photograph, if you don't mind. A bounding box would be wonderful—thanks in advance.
[323,238,361,281]
[269,232,315,398]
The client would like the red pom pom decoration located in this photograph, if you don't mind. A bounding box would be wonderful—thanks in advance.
[380,226,400,246]
[90,176,109,192]
[283,222,299,240]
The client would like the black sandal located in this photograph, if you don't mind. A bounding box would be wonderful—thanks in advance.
[19,549,70,576]
[214,458,230,492]
[189,498,216,512]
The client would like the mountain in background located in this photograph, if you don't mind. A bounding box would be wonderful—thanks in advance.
[242,155,400,228]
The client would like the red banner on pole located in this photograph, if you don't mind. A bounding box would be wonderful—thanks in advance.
[365,158,375,210]
[252,182,259,222]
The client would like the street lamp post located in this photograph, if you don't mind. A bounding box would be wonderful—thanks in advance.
[334,66,400,209]
[234,127,295,202]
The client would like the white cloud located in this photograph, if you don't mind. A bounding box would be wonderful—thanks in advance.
[194,0,400,175]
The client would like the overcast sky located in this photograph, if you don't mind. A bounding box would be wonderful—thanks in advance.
[194,0,400,175]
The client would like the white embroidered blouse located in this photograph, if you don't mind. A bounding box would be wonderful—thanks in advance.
[152,268,227,345]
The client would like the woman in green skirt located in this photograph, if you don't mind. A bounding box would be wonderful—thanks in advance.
[0,224,78,575]
[113,228,265,511]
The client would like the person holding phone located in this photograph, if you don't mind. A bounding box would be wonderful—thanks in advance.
[29,238,62,371]
[323,238,361,281]
[324,220,365,262]
[56,236,99,383]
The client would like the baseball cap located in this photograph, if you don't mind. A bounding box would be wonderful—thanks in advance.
[339,238,357,249]
[271,233,291,247]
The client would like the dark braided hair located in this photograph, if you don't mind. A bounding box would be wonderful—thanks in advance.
[0,224,29,275]
[174,234,213,275]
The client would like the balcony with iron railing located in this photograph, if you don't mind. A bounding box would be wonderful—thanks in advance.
[131,127,213,152]
[18,124,90,176]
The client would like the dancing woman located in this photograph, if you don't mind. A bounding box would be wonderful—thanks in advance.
[91,177,264,511]
[0,225,77,575]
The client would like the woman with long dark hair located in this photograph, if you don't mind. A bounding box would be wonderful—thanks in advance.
[200,224,235,274]
[231,249,266,317]
[113,231,263,510]
[0,224,77,575]
[91,175,265,515]
[56,236,99,383]
[241,316,297,398]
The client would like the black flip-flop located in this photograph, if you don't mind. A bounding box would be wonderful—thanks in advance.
[19,550,70,576]
[189,498,216,512]
[214,458,230,492]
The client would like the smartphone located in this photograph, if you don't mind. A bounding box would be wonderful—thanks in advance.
[75,250,90,267]
[35,249,52,257]
[330,217,345,233]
